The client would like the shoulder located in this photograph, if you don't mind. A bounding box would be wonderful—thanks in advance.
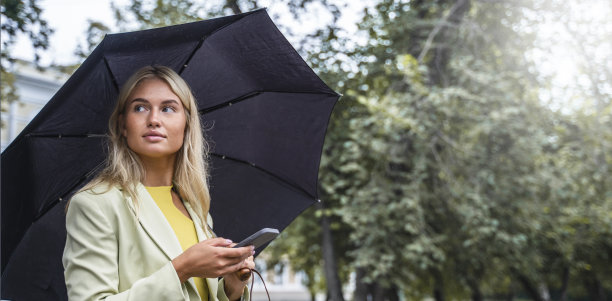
[68,182,126,213]
[73,182,123,201]
[65,182,130,232]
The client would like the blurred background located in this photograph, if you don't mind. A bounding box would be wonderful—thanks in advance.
[1,0,610,300]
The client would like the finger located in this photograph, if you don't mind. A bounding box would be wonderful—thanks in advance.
[205,237,234,247]
[233,259,251,272]
[238,246,255,260]
[222,246,254,260]
[245,257,255,269]
[219,259,248,276]
[243,258,255,270]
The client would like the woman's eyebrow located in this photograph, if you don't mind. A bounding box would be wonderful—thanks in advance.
[128,98,180,105]
[161,99,180,105]
[129,98,149,104]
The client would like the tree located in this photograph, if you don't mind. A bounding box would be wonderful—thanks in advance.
[0,0,53,123]
[314,0,611,300]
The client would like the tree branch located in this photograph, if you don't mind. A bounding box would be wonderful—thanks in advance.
[418,0,470,63]
[225,0,242,14]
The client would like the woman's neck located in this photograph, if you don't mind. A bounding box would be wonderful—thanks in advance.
[140,156,176,187]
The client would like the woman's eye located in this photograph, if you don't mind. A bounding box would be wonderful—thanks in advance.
[162,106,177,113]
[134,105,146,112]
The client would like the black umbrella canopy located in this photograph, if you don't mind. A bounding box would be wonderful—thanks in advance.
[1,9,338,299]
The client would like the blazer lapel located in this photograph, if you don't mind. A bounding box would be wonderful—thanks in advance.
[129,183,184,261]
[207,277,219,300]
[184,202,213,242]
[126,184,217,299]
[184,202,220,299]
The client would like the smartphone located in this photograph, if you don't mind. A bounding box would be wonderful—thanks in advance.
[233,228,279,249]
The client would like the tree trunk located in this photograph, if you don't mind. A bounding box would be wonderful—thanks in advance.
[353,268,368,301]
[584,274,606,301]
[506,288,514,301]
[429,0,472,86]
[516,274,544,301]
[373,283,384,301]
[433,270,445,301]
[372,282,400,301]
[468,279,482,301]
[559,266,569,301]
[319,202,345,301]
[224,0,242,14]
[385,285,400,301]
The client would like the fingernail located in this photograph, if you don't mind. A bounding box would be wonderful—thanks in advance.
[226,239,233,244]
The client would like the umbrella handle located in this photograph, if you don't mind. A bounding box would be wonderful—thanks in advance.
[236,268,252,281]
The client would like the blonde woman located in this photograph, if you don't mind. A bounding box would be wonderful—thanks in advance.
[63,65,254,300]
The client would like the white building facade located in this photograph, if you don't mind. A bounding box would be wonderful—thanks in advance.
[1,61,67,151]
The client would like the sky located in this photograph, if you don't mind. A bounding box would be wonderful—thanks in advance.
[13,0,126,65]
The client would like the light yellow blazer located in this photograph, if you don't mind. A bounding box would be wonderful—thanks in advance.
[63,182,248,301]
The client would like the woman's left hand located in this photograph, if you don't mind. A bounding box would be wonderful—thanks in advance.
[223,253,255,301]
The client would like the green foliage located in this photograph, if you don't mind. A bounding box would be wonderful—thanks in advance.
[111,0,204,30]
[1,0,53,117]
[312,0,611,299]
[535,103,612,294]
[264,206,326,297]
[0,67,17,113]
[0,0,53,60]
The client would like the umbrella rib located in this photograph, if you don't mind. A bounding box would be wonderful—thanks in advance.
[199,91,261,114]
[210,153,317,200]
[198,90,339,115]
[32,164,103,223]
[180,10,265,75]
[103,56,120,92]
[24,133,107,138]
[179,38,205,75]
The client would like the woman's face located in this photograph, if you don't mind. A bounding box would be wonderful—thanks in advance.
[122,78,187,162]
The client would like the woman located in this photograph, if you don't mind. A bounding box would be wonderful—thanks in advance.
[63,65,254,301]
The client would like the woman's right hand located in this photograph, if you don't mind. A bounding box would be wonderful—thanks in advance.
[172,237,255,282]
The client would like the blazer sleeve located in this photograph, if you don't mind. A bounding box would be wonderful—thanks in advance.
[63,192,188,301]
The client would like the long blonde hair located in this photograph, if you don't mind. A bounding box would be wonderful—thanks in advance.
[83,65,210,222]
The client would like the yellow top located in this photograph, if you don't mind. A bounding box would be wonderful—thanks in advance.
[145,186,208,301]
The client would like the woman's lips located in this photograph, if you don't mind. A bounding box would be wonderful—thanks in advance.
[143,132,165,142]
[143,135,164,142]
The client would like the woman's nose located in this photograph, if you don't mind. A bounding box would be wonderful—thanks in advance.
[147,110,161,127]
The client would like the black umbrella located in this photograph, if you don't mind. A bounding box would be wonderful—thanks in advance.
[1,9,339,300]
